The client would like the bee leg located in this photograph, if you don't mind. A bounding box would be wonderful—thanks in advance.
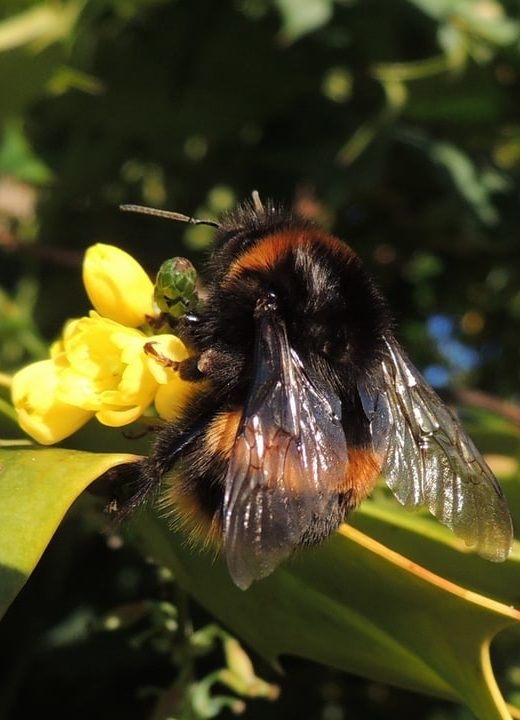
[95,413,211,524]
[143,341,181,370]
[95,459,161,523]
[177,355,205,381]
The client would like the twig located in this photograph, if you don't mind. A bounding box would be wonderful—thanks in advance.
[455,388,520,427]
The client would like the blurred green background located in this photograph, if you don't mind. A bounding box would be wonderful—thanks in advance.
[1,1,520,718]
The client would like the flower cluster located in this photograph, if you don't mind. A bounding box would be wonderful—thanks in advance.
[11,244,194,444]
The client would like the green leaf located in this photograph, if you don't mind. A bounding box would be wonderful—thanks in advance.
[0,1,85,53]
[350,495,520,605]
[429,141,502,224]
[0,2,87,120]
[0,447,138,619]
[1,446,519,719]
[133,511,520,720]
[0,120,53,184]
[273,0,333,42]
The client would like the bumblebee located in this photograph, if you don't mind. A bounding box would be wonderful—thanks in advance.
[114,193,513,590]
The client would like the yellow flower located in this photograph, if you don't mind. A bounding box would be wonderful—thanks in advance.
[142,334,199,421]
[11,360,93,444]
[155,374,198,421]
[55,312,159,427]
[12,242,197,444]
[82,243,155,327]
[144,334,190,383]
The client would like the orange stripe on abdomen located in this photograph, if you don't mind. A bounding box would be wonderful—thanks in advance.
[204,409,242,458]
[341,448,382,506]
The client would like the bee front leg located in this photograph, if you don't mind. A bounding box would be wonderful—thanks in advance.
[143,340,208,382]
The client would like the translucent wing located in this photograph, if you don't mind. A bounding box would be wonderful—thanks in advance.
[359,337,513,561]
[223,312,347,589]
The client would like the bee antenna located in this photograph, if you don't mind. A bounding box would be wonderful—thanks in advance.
[120,204,220,228]
[251,190,265,214]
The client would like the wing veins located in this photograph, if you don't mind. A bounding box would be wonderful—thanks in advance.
[362,337,513,561]
[223,314,347,588]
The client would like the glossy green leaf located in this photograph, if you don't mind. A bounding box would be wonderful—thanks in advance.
[1,446,519,720]
[350,495,520,605]
[133,512,520,720]
[0,447,138,619]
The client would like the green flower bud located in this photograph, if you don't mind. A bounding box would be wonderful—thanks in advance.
[154,257,199,318]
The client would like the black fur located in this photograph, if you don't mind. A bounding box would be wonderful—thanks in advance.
[104,199,392,551]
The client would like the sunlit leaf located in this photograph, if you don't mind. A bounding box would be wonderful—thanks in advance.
[1,443,519,719]
[273,0,333,42]
[0,1,85,53]
[0,448,138,619]
[134,511,520,720]
[351,496,520,605]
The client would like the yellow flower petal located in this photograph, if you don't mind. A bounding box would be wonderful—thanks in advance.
[95,403,146,427]
[55,313,159,426]
[145,333,191,384]
[82,243,154,327]
[155,374,201,421]
[139,332,197,421]
[11,360,93,444]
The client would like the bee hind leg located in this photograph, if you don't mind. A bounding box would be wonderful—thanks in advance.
[91,458,161,524]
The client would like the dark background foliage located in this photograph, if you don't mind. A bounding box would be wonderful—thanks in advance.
[1,1,519,718]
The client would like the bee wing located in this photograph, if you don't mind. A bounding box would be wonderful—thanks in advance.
[359,337,513,561]
[223,314,347,590]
